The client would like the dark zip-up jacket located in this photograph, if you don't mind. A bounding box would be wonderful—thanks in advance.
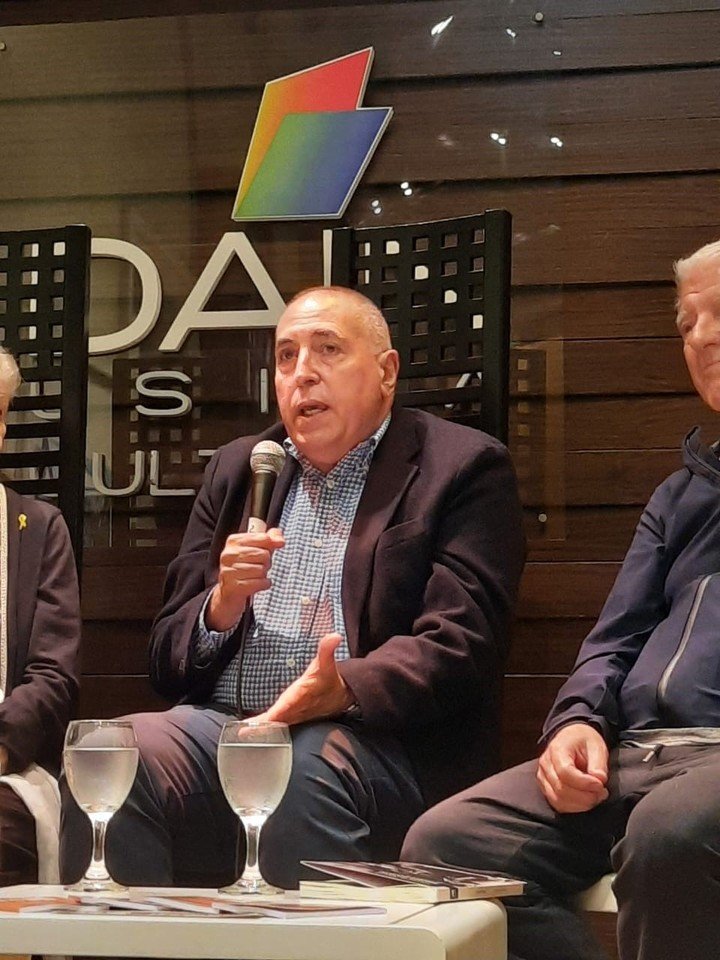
[543,427,720,747]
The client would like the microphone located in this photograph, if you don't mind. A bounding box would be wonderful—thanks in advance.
[248,440,286,533]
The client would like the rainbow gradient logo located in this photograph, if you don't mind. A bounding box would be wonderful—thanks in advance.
[232,48,392,221]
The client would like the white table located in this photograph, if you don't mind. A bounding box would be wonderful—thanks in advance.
[0,885,507,960]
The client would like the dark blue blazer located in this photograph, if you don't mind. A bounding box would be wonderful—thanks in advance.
[149,406,525,804]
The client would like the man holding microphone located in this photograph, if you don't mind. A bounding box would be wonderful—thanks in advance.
[61,285,524,889]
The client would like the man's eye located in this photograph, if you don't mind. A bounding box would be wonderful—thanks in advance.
[679,318,694,338]
[320,343,339,355]
[277,350,295,364]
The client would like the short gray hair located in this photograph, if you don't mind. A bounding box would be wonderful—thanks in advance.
[674,239,720,289]
[0,347,21,404]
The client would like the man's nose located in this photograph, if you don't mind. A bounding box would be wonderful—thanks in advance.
[294,347,319,382]
[689,309,720,348]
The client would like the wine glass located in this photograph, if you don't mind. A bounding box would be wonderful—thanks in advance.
[217,719,292,895]
[63,719,139,893]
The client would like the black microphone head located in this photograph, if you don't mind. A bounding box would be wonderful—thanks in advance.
[250,440,286,478]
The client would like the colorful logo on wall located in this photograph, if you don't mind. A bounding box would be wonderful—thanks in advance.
[232,48,392,222]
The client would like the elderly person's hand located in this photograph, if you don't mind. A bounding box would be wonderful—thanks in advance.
[255,634,355,725]
[537,722,609,814]
[205,528,285,632]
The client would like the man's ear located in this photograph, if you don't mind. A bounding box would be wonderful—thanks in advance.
[379,349,400,396]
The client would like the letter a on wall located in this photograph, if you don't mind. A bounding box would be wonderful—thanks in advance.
[159,232,286,352]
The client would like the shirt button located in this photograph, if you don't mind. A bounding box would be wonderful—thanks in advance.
[312,538,323,548]
[326,478,335,489]
[301,596,311,606]
[286,657,296,668]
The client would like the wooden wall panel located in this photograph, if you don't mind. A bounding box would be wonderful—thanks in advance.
[4,68,720,200]
[81,621,153,675]
[519,563,620,620]
[502,676,565,769]
[3,3,720,95]
[524,507,642,563]
[79,676,167,719]
[512,285,679,341]
[508,619,594,675]
[81,565,166,620]
[560,397,714,451]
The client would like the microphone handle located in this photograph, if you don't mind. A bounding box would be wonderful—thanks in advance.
[248,468,277,534]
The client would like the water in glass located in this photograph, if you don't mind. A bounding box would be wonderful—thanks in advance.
[217,719,292,895]
[64,720,138,893]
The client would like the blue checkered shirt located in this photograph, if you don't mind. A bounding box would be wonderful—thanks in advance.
[195,416,390,713]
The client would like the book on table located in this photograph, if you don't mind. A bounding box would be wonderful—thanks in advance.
[299,861,525,903]
[0,892,384,919]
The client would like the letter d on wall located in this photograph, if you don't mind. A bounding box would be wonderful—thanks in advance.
[89,238,163,356]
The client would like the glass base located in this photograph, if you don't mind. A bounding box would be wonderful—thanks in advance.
[219,877,283,896]
[64,876,128,894]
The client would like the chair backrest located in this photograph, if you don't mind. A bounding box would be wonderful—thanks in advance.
[330,210,512,444]
[0,224,91,573]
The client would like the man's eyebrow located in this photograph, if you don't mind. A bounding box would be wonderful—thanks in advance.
[275,328,344,346]
[310,328,343,339]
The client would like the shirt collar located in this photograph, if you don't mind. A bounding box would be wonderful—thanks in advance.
[283,413,391,479]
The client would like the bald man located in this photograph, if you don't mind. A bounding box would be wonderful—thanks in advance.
[60,286,524,889]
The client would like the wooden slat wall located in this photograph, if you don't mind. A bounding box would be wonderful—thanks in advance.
[2,1,719,794]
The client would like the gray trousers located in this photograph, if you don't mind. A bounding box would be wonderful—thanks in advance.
[402,744,720,960]
[59,705,424,889]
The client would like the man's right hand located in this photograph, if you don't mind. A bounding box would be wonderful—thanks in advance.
[537,722,609,814]
[205,528,285,632]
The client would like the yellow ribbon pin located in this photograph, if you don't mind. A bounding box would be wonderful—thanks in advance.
[18,513,27,531]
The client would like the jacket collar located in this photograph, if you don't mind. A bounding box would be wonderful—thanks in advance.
[683,426,720,486]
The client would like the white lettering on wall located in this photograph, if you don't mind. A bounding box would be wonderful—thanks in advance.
[159,232,286,352]
[135,370,192,418]
[89,238,163,356]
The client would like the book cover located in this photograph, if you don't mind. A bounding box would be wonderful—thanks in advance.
[299,861,524,903]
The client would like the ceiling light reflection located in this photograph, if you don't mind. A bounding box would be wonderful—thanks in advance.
[506,28,517,38]
[549,136,563,148]
[430,15,454,37]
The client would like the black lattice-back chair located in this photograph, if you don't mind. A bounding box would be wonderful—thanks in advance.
[331,210,512,444]
[0,225,90,573]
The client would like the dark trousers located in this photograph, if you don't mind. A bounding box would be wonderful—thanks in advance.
[402,744,720,960]
[60,705,424,889]
[0,783,38,885]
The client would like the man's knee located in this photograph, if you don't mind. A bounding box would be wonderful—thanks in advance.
[402,798,459,864]
[402,794,501,869]
[616,794,720,881]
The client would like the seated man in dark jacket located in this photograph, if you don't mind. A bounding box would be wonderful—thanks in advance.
[0,346,81,884]
[403,238,720,960]
[60,285,525,889]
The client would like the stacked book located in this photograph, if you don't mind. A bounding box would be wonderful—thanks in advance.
[299,861,525,903]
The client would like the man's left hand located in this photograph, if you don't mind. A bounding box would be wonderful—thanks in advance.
[258,633,354,725]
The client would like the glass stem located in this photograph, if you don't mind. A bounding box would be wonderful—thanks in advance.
[85,815,111,881]
[241,815,265,882]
